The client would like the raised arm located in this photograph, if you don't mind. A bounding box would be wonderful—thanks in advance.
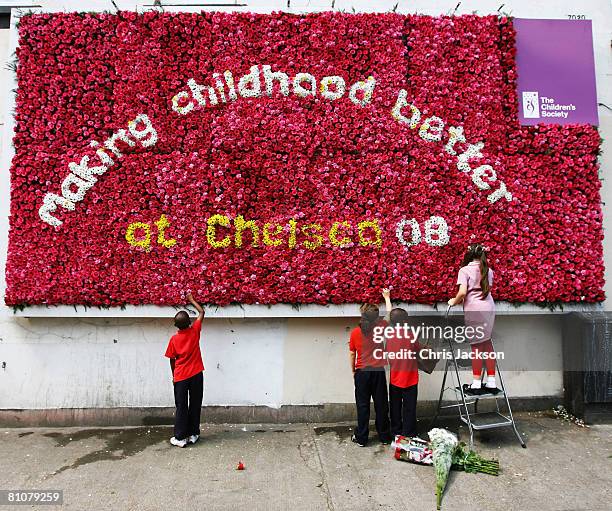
[186,293,205,322]
[382,288,392,322]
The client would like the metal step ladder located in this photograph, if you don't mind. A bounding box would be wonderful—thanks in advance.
[430,306,526,449]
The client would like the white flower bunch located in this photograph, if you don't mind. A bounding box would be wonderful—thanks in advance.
[396,217,449,248]
[38,114,158,227]
[429,428,458,448]
[429,428,458,510]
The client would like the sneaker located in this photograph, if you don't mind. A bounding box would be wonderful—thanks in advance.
[484,386,501,395]
[188,434,199,445]
[170,436,187,448]
[351,435,366,447]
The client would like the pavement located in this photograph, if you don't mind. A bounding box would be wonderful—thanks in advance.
[0,412,610,511]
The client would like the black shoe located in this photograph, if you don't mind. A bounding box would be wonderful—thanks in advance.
[351,435,366,447]
[462,384,484,396]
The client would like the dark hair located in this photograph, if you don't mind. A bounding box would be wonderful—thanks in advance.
[174,311,191,330]
[462,243,490,298]
[389,307,409,326]
[359,303,380,337]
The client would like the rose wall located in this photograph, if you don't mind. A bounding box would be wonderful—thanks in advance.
[4,11,604,307]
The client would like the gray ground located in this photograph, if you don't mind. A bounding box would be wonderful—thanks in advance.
[0,412,610,511]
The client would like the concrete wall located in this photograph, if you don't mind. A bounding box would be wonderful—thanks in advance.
[0,0,611,422]
[0,315,563,410]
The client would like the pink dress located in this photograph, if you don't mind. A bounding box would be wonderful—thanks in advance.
[457,261,495,344]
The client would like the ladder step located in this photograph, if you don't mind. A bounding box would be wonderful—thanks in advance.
[454,387,506,399]
[461,412,513,430]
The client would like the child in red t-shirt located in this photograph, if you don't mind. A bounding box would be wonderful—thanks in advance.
[386,305,421,438]
[165,293,205,448]
[348,290,392,447]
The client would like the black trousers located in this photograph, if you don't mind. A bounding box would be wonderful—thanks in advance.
[173,371,203,441]
[353,369,391,444]
[389,383,418,438]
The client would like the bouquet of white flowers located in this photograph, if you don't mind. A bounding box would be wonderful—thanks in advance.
[428,428,458,510]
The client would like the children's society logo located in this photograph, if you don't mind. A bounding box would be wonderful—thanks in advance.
[522,91,540,118]
[521,92,576,120]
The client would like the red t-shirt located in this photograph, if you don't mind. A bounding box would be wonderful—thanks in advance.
[165,318,204,382]
[386,332,420,388]
[349,319,387,370]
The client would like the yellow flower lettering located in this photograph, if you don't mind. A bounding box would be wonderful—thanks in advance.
[126,222,152,251]
[155,214,177,248]
[234,215,259,247]
[301,223,323,250]
[358,219,382,249]
[263,223,284,246]
[329,221,352,247]
[207,214,232,248]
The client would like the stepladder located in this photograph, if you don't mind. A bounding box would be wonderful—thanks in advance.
[430,306,526,449]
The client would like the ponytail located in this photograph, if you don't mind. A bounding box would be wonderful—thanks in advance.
[462,243,490,299]
[479,251,490,298]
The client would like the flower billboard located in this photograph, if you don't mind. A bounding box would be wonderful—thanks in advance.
[4,12,604,306]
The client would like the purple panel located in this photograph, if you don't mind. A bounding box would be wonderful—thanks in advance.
[515,18,599,126]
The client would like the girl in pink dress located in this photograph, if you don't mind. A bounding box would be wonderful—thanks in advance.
[448,244,498,395]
